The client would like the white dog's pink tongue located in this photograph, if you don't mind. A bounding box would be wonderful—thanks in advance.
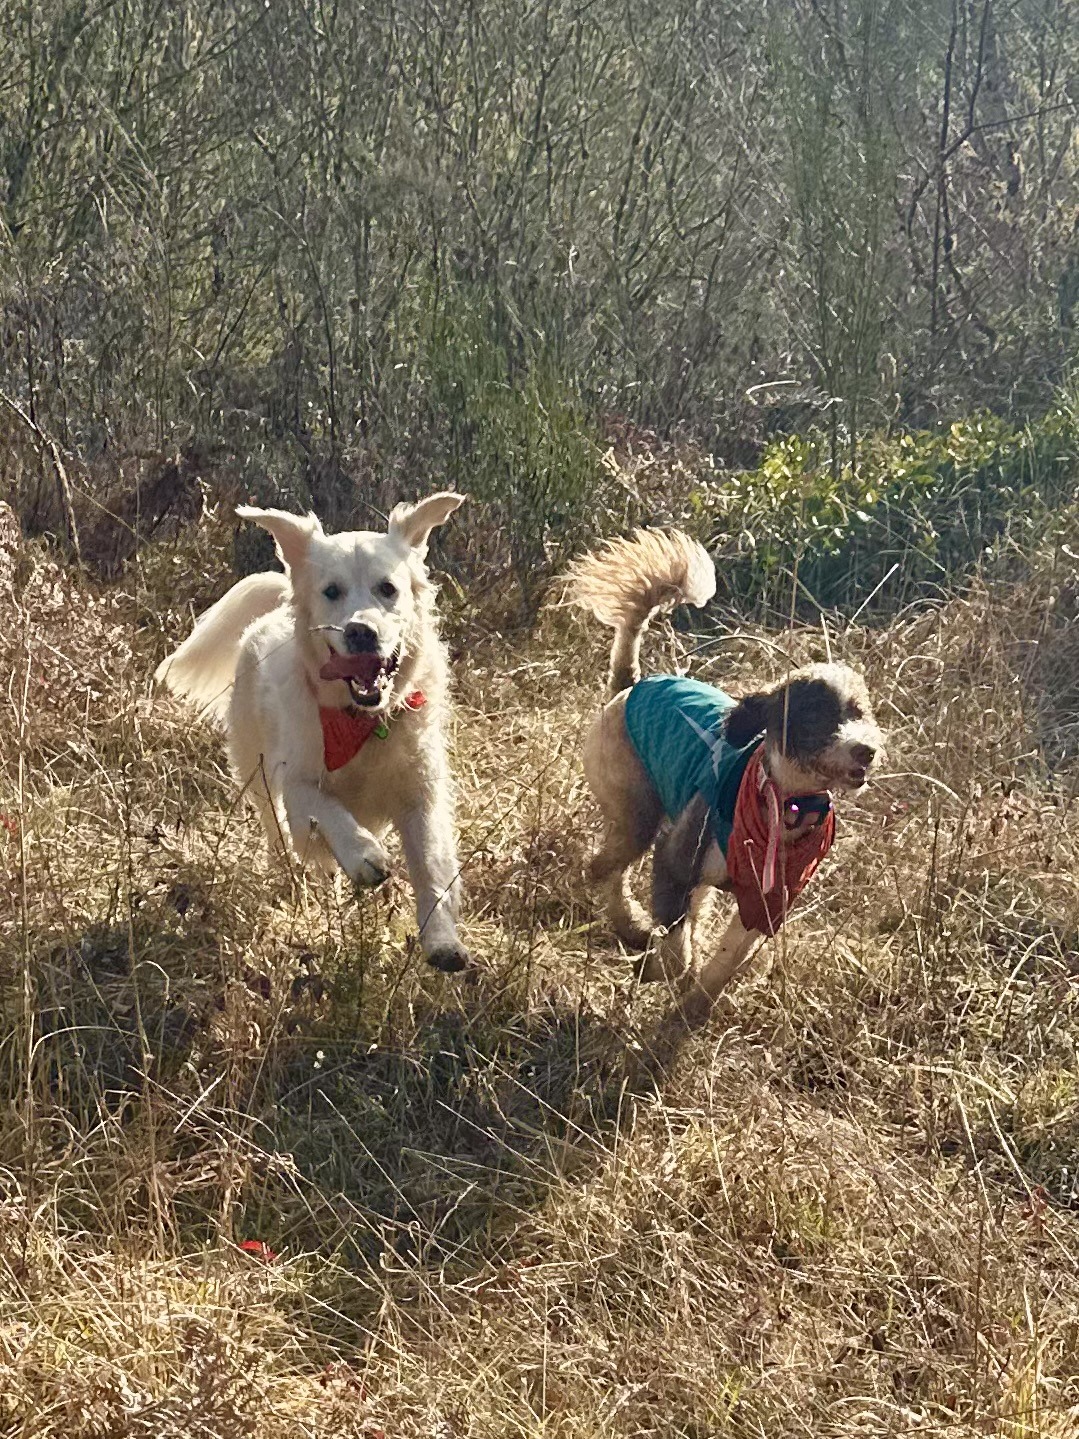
[320,652,383,688]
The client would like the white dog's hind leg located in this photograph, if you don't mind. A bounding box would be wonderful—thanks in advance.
[397,801,470,972]
[281,779,391,888]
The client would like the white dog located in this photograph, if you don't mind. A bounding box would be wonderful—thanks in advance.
[155,493,471,972]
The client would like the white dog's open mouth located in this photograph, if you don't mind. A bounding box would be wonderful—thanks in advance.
[320,649,400,707]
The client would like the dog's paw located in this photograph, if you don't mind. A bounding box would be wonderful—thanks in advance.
[350,844,391,890]
[635,935,688,984]
[425,942,472,974]
[635,950,667,983]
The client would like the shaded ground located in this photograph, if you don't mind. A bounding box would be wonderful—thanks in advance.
[1,509,1078,1437]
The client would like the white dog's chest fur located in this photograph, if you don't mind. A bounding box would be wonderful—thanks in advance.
[318,713,446,832]
[230,607,445,833]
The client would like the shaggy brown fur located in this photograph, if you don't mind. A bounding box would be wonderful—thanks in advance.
[564,529,716,694]
[569,528,883,1026]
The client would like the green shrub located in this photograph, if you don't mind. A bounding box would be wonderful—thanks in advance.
[428,292,600,616]
[711,404,1079,616]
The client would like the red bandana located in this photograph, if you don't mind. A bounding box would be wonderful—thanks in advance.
[726,746,835,936]
[318,692,426,772]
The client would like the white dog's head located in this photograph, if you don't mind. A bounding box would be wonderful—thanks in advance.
[236,493,466,711]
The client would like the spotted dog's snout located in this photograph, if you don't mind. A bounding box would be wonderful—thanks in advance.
[850,742,876,769]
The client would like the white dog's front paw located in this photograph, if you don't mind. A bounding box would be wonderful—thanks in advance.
[425,940,472,974]
[350,841,391,890]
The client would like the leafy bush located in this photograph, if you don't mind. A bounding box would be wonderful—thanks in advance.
[711,403,1079,616]
[429,293,600,616]
[5,0,1079,525]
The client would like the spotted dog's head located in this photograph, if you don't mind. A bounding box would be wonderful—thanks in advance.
[726,662,882,794]
[236,493,466,711]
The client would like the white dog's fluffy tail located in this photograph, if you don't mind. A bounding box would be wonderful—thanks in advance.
[154,571,289,724]
[565,528,715,696]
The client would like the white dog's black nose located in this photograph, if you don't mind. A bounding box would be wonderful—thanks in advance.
[344,621,379,653]
[851,742,876,767]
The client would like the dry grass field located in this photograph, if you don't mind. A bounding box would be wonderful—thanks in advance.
[2,500,1079,1437]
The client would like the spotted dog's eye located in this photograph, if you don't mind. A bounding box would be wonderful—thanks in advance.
[322,583,342,602]
[376,579,398,601]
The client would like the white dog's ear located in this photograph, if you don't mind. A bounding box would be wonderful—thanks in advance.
[236,506,322,573]
[388,491,466,555]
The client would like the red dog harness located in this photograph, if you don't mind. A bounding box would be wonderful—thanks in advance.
[726,747,835,936]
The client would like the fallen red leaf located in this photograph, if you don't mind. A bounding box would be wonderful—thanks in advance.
[238,1239,278,1263]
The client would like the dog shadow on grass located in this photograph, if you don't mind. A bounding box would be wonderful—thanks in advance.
[26,886,693,1313]
[241,973,687,1283]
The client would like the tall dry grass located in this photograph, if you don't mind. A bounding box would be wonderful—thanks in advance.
[1,503,1078,1437]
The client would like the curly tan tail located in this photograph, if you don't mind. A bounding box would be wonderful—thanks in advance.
[565,528,716,696]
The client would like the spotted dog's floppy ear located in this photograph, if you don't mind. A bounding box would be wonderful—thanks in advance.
[236,506,322,575]
[725,690,772,747]
[388,492,467,556]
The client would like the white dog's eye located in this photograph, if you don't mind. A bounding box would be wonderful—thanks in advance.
[322,583,342,602]
[376,579,398,601]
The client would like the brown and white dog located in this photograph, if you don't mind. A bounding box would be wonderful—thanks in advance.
[568,529,883,1025]
[155,494,471,973]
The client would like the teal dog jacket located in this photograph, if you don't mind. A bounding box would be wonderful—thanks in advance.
[623,676,759,849]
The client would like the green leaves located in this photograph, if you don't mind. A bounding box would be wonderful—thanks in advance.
[710,406,1079,616]
[429,290,600,617]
